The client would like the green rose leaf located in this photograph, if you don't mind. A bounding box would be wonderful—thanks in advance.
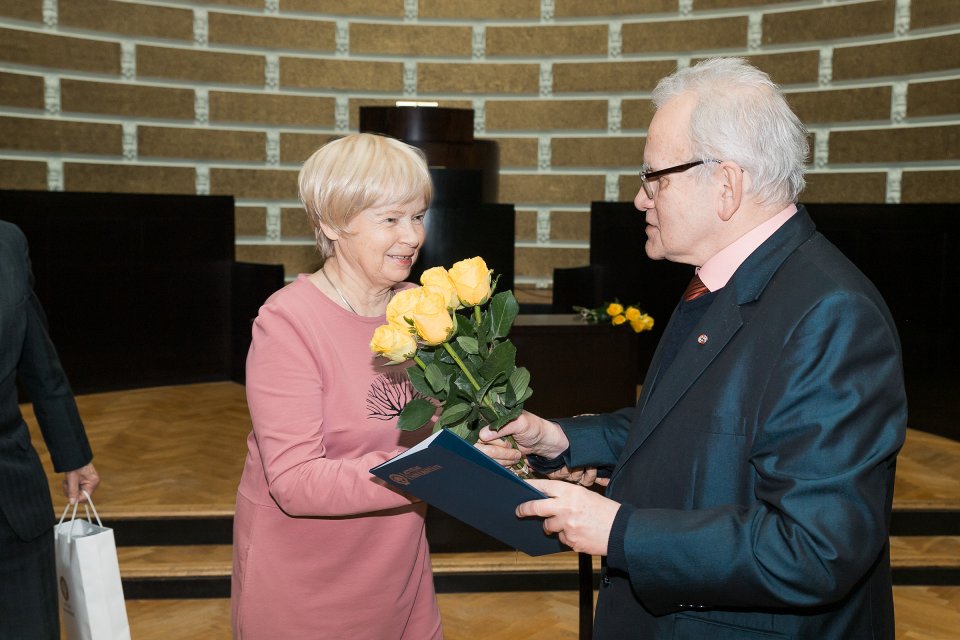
[479,340,516,381]
[398,398,437,431]
[455,313,476,338]
[406,366,434,398]
[489,291,519,339]
[456,336,480,355]
[485,405,523,432]
[509,366,530,401]
[424,362,448,393]
[437,402,473,427]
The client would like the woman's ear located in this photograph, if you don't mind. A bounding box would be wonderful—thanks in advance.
[717,162,744,222]
[317,220,339,242]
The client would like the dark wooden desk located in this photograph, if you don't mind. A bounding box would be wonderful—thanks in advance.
[511,314,640,418]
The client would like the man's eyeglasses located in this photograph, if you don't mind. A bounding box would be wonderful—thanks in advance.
[639,159,722,199]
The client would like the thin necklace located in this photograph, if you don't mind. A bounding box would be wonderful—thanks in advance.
[321,268,358,315]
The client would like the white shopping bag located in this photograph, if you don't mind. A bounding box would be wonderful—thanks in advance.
[53,491,131,640]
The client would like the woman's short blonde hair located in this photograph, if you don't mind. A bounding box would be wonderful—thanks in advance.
[298,133,433,260]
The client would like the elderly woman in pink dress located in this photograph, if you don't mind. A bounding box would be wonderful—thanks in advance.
[231,133,442,639]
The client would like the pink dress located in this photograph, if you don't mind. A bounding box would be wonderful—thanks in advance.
[231,276,442,640]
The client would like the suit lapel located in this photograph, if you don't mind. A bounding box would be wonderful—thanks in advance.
[611,207,820,477]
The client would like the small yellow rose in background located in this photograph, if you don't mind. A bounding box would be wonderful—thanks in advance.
[386,287,422,328]
[629,314,654,333]
[606,302,624,316]
[612,314,627,326]
[413,288,455,346]
[624,306,641,322]
[448,257,492,306]
[420,266,460,310]
[370,324,417,364]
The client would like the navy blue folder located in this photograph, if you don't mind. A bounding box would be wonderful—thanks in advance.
[371,429,566,556]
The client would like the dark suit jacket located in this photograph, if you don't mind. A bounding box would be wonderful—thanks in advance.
[555,207,906,639]
[0,220,92,542]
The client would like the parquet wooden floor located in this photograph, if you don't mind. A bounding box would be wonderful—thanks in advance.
[113,587,960,640]
[26,383,960,639]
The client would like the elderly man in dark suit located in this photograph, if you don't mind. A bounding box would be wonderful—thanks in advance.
[480,57,906,639]
[0,219,100,639]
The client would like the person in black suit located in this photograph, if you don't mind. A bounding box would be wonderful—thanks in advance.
[480,58,905,639]
[0,220,100,640]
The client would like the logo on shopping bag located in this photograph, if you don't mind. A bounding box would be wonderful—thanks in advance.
[59,576,70,602]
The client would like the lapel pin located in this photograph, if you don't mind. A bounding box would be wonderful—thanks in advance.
[697,334,708,344]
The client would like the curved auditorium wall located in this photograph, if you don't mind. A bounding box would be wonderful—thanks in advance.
[1,0,957,303]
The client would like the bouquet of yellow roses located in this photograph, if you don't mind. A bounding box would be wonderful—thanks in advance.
[574,301,654,333]
[370,257,533,462]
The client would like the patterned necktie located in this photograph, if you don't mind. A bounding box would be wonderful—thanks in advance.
[683,274,710,301]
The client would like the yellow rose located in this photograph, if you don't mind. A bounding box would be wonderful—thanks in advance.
[386,287,422,328]
[413,289,455,346]
[624,306,641,322]
[420,267,460,310]
[611,314,627,326]
[606,302,624,316]
[370,324,417,363]
[629,314,655,333]
[448,257,492,306]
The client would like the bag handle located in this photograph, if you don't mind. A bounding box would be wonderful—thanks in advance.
[57,490,103,542]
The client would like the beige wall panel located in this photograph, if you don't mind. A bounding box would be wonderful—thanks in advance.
[554,60,676,93]
[0,71,43,110]
[830,125,960,164]
[139,126,265,162]
[515,210,536,241]
[282,207,313,238]
[236,206,267,237]
[499,174,605,205]
[801,172,887,203]
[763,0,894,45]
[208,13,335,51]
[59,0,192,40]
[137,46,265,85]
[515,246,589,279]
[619,175,642,202]
[199,0,263,7]
[0,116,121,155]
[419,0,539,19]
[280,132,338,165]
[61,79,194,119]
[901,170,960,203]
[350,23,472,57]
[552,137,644,168]
[64,163,196,194]
[622,17,748,54]
[0,159,47,190]
[486,25,607,57]
[833,34,960,80]
[210,168,299,200]
[786,87,892,125]
[911,0,960,29]
[0,0,41,21]
[281,0,404,17]
[556,0,673,17]
[696,0,796,7]
[621,101,654,130]
[907,79,960,118]
[349,98,473,129]
[551,210,590,241]
[418,63,539,95]
[0,28,120,74]
[210,92,335,127]
[737,51,822,87]
[281,58,404,92]
[486,137,538,169]
[512,284,552,306]
[485,100,608,132]
[235,244,322,277]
